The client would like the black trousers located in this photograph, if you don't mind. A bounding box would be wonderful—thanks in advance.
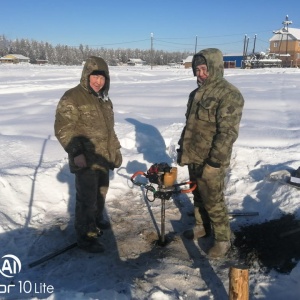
[74,168,109,242]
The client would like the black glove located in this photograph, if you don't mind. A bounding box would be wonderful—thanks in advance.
[110,149,122,170]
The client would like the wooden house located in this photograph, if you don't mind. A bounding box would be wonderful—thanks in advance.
[182,55,193,68]
[269,27,300,67]
[0,54,30,64]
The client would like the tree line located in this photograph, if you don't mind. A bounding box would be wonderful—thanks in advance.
[0,35,192,66]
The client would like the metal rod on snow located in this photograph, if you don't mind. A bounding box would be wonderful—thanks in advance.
[160,199,166,244]
[28,242,77,268]
[228,212,259,217]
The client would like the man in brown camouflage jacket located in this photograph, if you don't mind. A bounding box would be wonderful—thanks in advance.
[55,56,122,253]
[177,48,244,259]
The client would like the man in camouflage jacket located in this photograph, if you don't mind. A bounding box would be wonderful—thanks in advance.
[177,48,244,259]
[55,56,122,253]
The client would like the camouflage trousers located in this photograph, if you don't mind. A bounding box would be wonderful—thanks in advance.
[188,163,230,241]
[74,168,109,243]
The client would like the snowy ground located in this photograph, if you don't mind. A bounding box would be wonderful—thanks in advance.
[0,63,300,299]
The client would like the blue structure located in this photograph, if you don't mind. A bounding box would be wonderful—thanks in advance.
[223,54,244,68]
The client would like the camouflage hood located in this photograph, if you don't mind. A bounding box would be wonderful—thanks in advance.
[192,48,224,85]
[80,56,110,97]
[178,48,244,168]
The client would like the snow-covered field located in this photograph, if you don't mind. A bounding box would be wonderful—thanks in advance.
[0,63,300,299]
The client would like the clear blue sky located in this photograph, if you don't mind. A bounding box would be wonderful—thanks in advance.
[1,0,299,54]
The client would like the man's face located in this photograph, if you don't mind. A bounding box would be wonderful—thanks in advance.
[89,74,106,92]
[195,64,209,84]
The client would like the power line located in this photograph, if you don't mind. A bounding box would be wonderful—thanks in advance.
[154,38,194,46]
[64,28,280,54]
[156,29,274,40]
[71,39,149,48]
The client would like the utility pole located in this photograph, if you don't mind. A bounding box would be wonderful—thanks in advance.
[243,35,249,57]
[150,33,153,70]
[252,34,257,54]
[195,36,198,54]
[282,15,292,67]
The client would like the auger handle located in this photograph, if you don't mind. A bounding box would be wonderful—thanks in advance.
[130,171,147,186]
[174,181,197,194]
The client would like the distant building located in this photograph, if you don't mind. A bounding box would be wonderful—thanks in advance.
[0,54,30,64]
[269,27,300,67]
[183,54,243,69]
[223,54,243,68]
[182,55,193,68]
[127,58,146,66]
[35,59,48,65]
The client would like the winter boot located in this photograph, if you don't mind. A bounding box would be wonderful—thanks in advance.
[207,240,231,259]
[86,230,100,239]
[77,234,105,253]
[77,229,105,253]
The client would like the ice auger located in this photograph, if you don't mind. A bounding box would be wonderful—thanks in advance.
[131,162,196,244]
